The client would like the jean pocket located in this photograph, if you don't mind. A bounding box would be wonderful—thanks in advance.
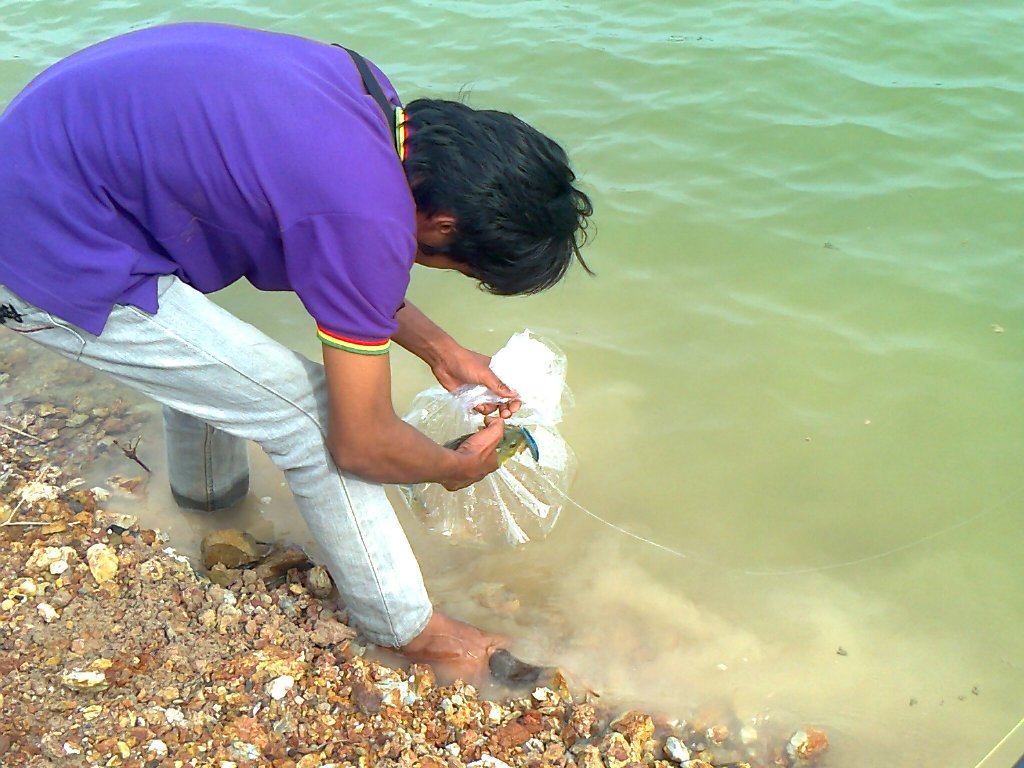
[0,286,88,356]
[0,287,50,332]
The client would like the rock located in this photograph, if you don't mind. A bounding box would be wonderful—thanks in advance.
[36,603,58,623]
[353,679,383,715]
[664,735,690,764]
[569,702,598,740]
[488,649,546,685]
[61,669,109,692]
[49,589,73,609]
[268,675,294,701]
[252,546,311,580]
[147,740,168,758]
[706,724,729,744]
[597,731,632,768]
[611,710,655,747]
[95,510,139,531]
[207,563,242,587]
[306,565,333,598]
[410,664,436,698]
[201,529,267,570]
[25,546,77,574]
[85,543,119,583]
[576,745,606,768]
[165,707,186,727]
[139,559,165,581]
[309,618,356,648]
[788,727,829,761]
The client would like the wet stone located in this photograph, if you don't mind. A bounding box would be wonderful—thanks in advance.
[201,529,267,570]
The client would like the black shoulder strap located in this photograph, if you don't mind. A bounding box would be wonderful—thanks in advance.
[333,44,398,147]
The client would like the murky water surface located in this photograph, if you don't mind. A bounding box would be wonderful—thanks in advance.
[2,2,1022,765]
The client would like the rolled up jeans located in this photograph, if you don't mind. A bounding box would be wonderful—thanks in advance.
[0,276,432,647]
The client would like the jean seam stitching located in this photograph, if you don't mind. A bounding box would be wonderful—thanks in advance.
[203,423,215,509]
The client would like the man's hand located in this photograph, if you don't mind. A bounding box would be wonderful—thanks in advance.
[431,346,522,419]
[323,346,503,488]
[441,416,505,491]
[398,610,506,685]
[392,302,521,418]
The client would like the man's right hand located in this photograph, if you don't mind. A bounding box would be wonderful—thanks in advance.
[441,417,505,491]
[397,610,506,685]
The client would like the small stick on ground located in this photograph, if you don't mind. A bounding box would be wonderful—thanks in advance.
[112,436,151,474]
[0,421,43,443]
[1,467,53,527]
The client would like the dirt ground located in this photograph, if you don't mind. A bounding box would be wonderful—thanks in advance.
[0,333,829,768]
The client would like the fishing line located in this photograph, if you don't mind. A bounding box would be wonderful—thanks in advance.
[970,716,1023,768]
[542,475,1024,577]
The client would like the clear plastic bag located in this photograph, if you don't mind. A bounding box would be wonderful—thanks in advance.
[396,330,576,547]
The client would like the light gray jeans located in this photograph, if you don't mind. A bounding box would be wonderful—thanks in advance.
[0,276,431,647]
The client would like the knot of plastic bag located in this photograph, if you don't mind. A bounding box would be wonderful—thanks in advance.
[451,330,572,426]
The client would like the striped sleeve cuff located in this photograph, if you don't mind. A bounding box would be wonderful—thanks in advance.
[317,325,391,355]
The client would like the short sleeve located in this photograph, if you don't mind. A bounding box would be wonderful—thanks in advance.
[282,212,414,355]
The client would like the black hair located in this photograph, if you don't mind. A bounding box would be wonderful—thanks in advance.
[402,99,593,295]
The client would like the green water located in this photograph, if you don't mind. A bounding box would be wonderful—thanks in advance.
[2,2,1022,764]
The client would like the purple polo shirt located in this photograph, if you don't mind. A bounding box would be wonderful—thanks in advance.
[0,23,414,354]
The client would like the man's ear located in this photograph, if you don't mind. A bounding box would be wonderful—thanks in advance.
[428,212,457,236]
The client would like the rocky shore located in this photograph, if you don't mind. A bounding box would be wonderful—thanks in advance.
[0,336,830,768]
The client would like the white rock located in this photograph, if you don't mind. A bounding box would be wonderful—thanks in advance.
[50,560,70,576]
[147,739,168,758]
[165,708,185,726]
[664,735,691,764]
[230,742,261,762]
[61,670,108,691]
[268,675,294,700]
[19,481,57,504]
[27,546,74,572]
[37,603,58,623]
[740,724,759,746]
[531,686,558,705]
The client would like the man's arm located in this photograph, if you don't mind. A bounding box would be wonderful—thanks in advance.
[322,345,502,488]
[393,301,520,418]
[391,300,457,369]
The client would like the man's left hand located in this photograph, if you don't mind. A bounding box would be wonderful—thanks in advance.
[431,345,521,419]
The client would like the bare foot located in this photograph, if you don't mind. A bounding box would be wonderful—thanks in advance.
[396,611,505,684]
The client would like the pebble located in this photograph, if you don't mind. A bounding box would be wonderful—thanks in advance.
[147,739,169,757]
[664,735,691,763]
[165,708,186,727]
[61,669,108,691]
[268,675,294,701]
[86,543,119,584]
[140,559,165,581]
[37,603,58,623]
